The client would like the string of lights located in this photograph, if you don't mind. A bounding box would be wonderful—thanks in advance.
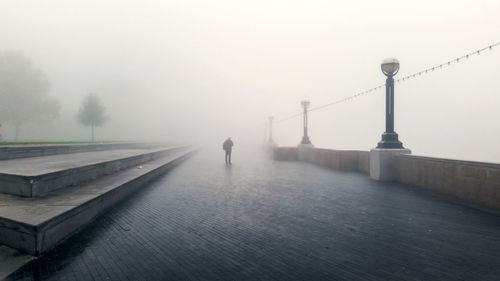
[275,42,500,123]
[395,42,500,83]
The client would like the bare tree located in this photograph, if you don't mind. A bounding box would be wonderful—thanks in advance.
[77,94,107,142]
[0,51,60,141]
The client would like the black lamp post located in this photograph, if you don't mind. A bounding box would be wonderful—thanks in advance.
[300,99,311,144]
[377,58,404,149]
[268,116,274,144]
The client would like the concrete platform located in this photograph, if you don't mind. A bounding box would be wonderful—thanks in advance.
[0,142,171,160]
[0,246,34,280]
[0,147,196,255]
[0,146,185,197]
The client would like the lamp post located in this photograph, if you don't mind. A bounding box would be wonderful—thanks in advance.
[300,99,311,144]
[263,122,268,144]
[377,58,404,149]
[268,116,275,145]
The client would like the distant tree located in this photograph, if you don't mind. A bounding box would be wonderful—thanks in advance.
[0,51,60,140]
[77,94,107,142]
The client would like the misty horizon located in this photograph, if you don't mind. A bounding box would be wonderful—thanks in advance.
[1,0,500,163]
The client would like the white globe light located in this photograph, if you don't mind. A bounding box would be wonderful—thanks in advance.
[381,58,400,76]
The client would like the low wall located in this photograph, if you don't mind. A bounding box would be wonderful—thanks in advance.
[303,148,369,174]
[273,147,298,161]
[397,155,500,211]
[273,147,369,174]
[273,146,500,212]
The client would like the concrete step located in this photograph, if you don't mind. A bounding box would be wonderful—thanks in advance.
[0,245,34,280]
[0,147,196,256]
[0,142,171,160]
[0,146,186,197]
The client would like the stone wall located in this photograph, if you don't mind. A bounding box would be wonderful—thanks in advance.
[274,147,369,174]
[303,148,368,173]
[273,147,298,161]
[274,146,500,212]
[357,151,370,174]
[397,155,500,211]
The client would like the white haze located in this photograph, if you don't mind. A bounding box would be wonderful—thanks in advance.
[1,0,500,162]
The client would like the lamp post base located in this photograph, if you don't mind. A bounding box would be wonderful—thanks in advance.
[297,143,314,160]
[300,136,311,145]
[377,132,404,149]
[370,148,411,181]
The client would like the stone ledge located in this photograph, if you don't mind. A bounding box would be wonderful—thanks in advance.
[0,146,186,197]
[0,148,196,255]
[399,154,500,169]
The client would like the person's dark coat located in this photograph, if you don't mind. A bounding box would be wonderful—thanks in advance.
[223,139,234,151]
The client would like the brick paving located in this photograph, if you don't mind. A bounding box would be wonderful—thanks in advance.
[6,148,500,281]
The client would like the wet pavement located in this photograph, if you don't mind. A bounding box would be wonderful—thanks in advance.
[6,147,500,281]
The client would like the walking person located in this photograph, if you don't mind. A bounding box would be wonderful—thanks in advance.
[222,137,234,164]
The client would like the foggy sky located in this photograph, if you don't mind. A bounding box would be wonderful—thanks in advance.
[1,0,500,163]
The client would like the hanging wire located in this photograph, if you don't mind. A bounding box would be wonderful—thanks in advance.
[275,41,500,124]
[395,42,500,83]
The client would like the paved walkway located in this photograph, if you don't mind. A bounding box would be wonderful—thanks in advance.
[6,148,500,281]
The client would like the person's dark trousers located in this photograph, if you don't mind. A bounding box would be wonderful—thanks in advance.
[225,150,232,164]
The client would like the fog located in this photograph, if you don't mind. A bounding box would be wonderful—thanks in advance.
[1,0,500,162]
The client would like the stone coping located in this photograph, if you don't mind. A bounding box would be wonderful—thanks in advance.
[399,154,500,169]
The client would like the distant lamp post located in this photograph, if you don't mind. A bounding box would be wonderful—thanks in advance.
[268,116,275,145]
[300,99,312,144]
[377,58,404,149]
